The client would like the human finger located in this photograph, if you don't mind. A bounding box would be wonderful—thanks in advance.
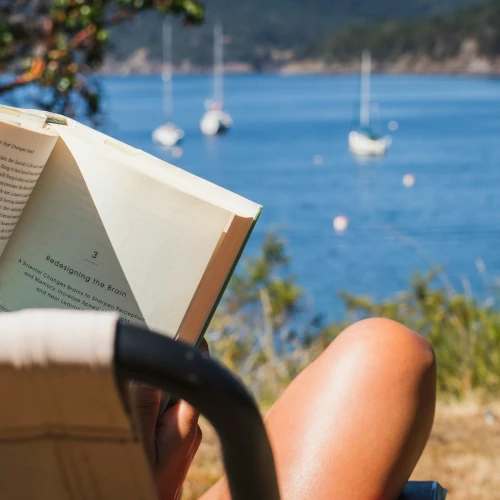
[156,399,201,465]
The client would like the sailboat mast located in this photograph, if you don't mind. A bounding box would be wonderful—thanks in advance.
[360,50,371,128]
[213,23,224,105]
[162,19,173,122]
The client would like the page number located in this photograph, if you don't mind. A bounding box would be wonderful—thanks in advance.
[92,251,98,259]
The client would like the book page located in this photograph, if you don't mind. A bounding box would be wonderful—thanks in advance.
[61,120,260,217]
[0,127,233,337]
[0,137,145,327]
[0,120,58,256]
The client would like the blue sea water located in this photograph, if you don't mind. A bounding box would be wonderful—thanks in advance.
[21,74,500,320]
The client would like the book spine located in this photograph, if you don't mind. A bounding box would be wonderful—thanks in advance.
[195,206,263,346]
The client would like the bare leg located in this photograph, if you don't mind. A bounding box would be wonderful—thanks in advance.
[202,318,436,500]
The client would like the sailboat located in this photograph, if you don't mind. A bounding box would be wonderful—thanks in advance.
[348,51,391,157]
[200,23,233,137]
[152,19,184,148]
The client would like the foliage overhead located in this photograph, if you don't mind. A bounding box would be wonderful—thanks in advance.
[0,0,204,118]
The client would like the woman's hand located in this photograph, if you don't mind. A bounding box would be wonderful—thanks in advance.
[131,341,208,500]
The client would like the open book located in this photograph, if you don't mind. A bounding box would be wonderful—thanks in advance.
[0,105,261,343]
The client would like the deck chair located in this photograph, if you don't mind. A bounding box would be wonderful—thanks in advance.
[0,310,446,500]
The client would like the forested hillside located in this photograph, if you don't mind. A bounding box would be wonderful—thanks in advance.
[108,0,482,69]
[300,0,499,65]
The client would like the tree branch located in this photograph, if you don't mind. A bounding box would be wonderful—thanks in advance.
[0,0,205,117]
[0,57,45,96]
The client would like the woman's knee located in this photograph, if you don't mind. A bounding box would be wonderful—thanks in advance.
[323,317,436,398]
[319,318,436,479]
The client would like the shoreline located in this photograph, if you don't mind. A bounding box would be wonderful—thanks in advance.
[99,54,500,78]
[98,67,500,78]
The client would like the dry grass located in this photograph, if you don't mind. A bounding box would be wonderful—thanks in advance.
[411,399,500,499]
[182,398,500,499]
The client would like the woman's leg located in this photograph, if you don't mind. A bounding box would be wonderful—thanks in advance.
[202,318,436,500]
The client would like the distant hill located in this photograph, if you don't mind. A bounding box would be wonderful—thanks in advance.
[298,0,499,73]
[108,0,482,70]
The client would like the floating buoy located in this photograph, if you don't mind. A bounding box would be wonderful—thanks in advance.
[313,154,324,166]
[333,215,349,235]
[388,120,399,132]
[403,174,416,188]
[172,146,183,158]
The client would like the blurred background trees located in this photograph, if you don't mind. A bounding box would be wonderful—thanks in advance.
[300,0,500,64]
[0,0,204,118]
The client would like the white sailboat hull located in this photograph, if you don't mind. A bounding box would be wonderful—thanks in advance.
[348,131,391,157]
[200,109,233,136]
[152,123,184,147]
[349,51,393,158]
